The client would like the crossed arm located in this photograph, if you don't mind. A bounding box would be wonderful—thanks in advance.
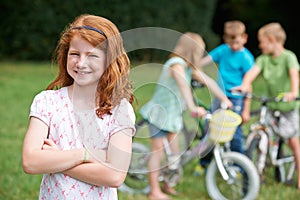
[22,117,132,187]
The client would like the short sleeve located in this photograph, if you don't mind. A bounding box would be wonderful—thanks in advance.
[109,99,136,137]
[209,44,226,62]
[164,57,187,70]
[286,51,300,70]
[243,50,255,73]
[255,55,265,69]
[30,91,51,126]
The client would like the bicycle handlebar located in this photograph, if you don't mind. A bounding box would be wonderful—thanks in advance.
[231,90,300,103]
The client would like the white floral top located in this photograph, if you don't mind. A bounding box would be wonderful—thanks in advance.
[29,87,136,200]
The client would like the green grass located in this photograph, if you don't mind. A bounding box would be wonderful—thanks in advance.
[0,61,57,199]
[0,61,299,199]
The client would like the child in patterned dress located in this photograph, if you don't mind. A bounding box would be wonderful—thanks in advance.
[22,14,136,199]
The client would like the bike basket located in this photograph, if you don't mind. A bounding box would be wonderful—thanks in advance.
[209,109,242,143]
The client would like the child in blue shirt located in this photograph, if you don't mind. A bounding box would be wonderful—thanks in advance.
[198,20,254,168]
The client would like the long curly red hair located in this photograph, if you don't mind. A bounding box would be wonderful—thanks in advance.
[47,14,133,118]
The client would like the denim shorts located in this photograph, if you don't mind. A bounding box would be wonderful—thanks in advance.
[148,123,169,138]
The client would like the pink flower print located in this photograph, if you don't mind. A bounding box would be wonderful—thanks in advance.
[80,190,85,197]
[88,185,95,193]
[71,183,76,190]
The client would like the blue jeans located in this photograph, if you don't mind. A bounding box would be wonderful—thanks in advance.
[200,97,245,167]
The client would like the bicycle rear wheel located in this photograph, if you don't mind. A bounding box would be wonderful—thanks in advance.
[206,152,260,200]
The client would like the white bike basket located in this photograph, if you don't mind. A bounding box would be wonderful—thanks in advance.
[209,109,242,143]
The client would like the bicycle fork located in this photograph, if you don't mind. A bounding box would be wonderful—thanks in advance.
[246,128,268,175]
[213,143,232,182]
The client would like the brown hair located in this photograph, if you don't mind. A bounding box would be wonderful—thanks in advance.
[47,14,133,118]
[224,20,246,36]
[258,22,286,45]
[170,32,206,68]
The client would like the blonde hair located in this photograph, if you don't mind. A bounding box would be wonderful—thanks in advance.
[224,20,246,36]
[47,14,133,118]
[258,22,286,44]
[170,32,206,68]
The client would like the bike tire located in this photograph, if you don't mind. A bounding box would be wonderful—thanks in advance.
[246,136,261,170]
[246,137,260,159]
[205,152,260,200]
[246,132,267,180]
[118,142,151,194]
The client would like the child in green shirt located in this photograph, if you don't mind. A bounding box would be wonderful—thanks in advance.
[235,22,300,189]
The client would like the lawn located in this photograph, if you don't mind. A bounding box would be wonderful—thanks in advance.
[0,61,299,199]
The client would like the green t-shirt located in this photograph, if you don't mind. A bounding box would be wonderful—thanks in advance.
[256,49,300,111]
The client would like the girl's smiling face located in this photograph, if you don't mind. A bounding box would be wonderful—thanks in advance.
[67,35,106,88]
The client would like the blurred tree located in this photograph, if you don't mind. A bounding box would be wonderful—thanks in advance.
[1,0,299,61]
[0,0,218,61]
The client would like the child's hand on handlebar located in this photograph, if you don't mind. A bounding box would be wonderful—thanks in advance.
[190,106,207,118]
[280,92,298,102]
[221,98,233,109]
[231,85,249,94]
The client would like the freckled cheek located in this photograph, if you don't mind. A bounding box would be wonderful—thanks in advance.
[67,57,78,68]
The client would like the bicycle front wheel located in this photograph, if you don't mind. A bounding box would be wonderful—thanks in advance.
[118,142,150,194]
[206,152,260,200]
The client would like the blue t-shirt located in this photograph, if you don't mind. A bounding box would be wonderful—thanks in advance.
[209,44,254,98]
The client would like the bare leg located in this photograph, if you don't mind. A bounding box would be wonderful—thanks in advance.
[288,137,300,189]
[162,133,180,195]
[148,137,169,200]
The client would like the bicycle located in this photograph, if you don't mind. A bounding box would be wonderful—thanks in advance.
[232,91,300,185]
[119,85,260,200]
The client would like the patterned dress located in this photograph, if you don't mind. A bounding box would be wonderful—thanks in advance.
[30,87,135,200]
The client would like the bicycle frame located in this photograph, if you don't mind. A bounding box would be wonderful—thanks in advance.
[247,109,296,182]
[236,92,300,183]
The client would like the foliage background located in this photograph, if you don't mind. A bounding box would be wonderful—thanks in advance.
[1,0,299,61]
